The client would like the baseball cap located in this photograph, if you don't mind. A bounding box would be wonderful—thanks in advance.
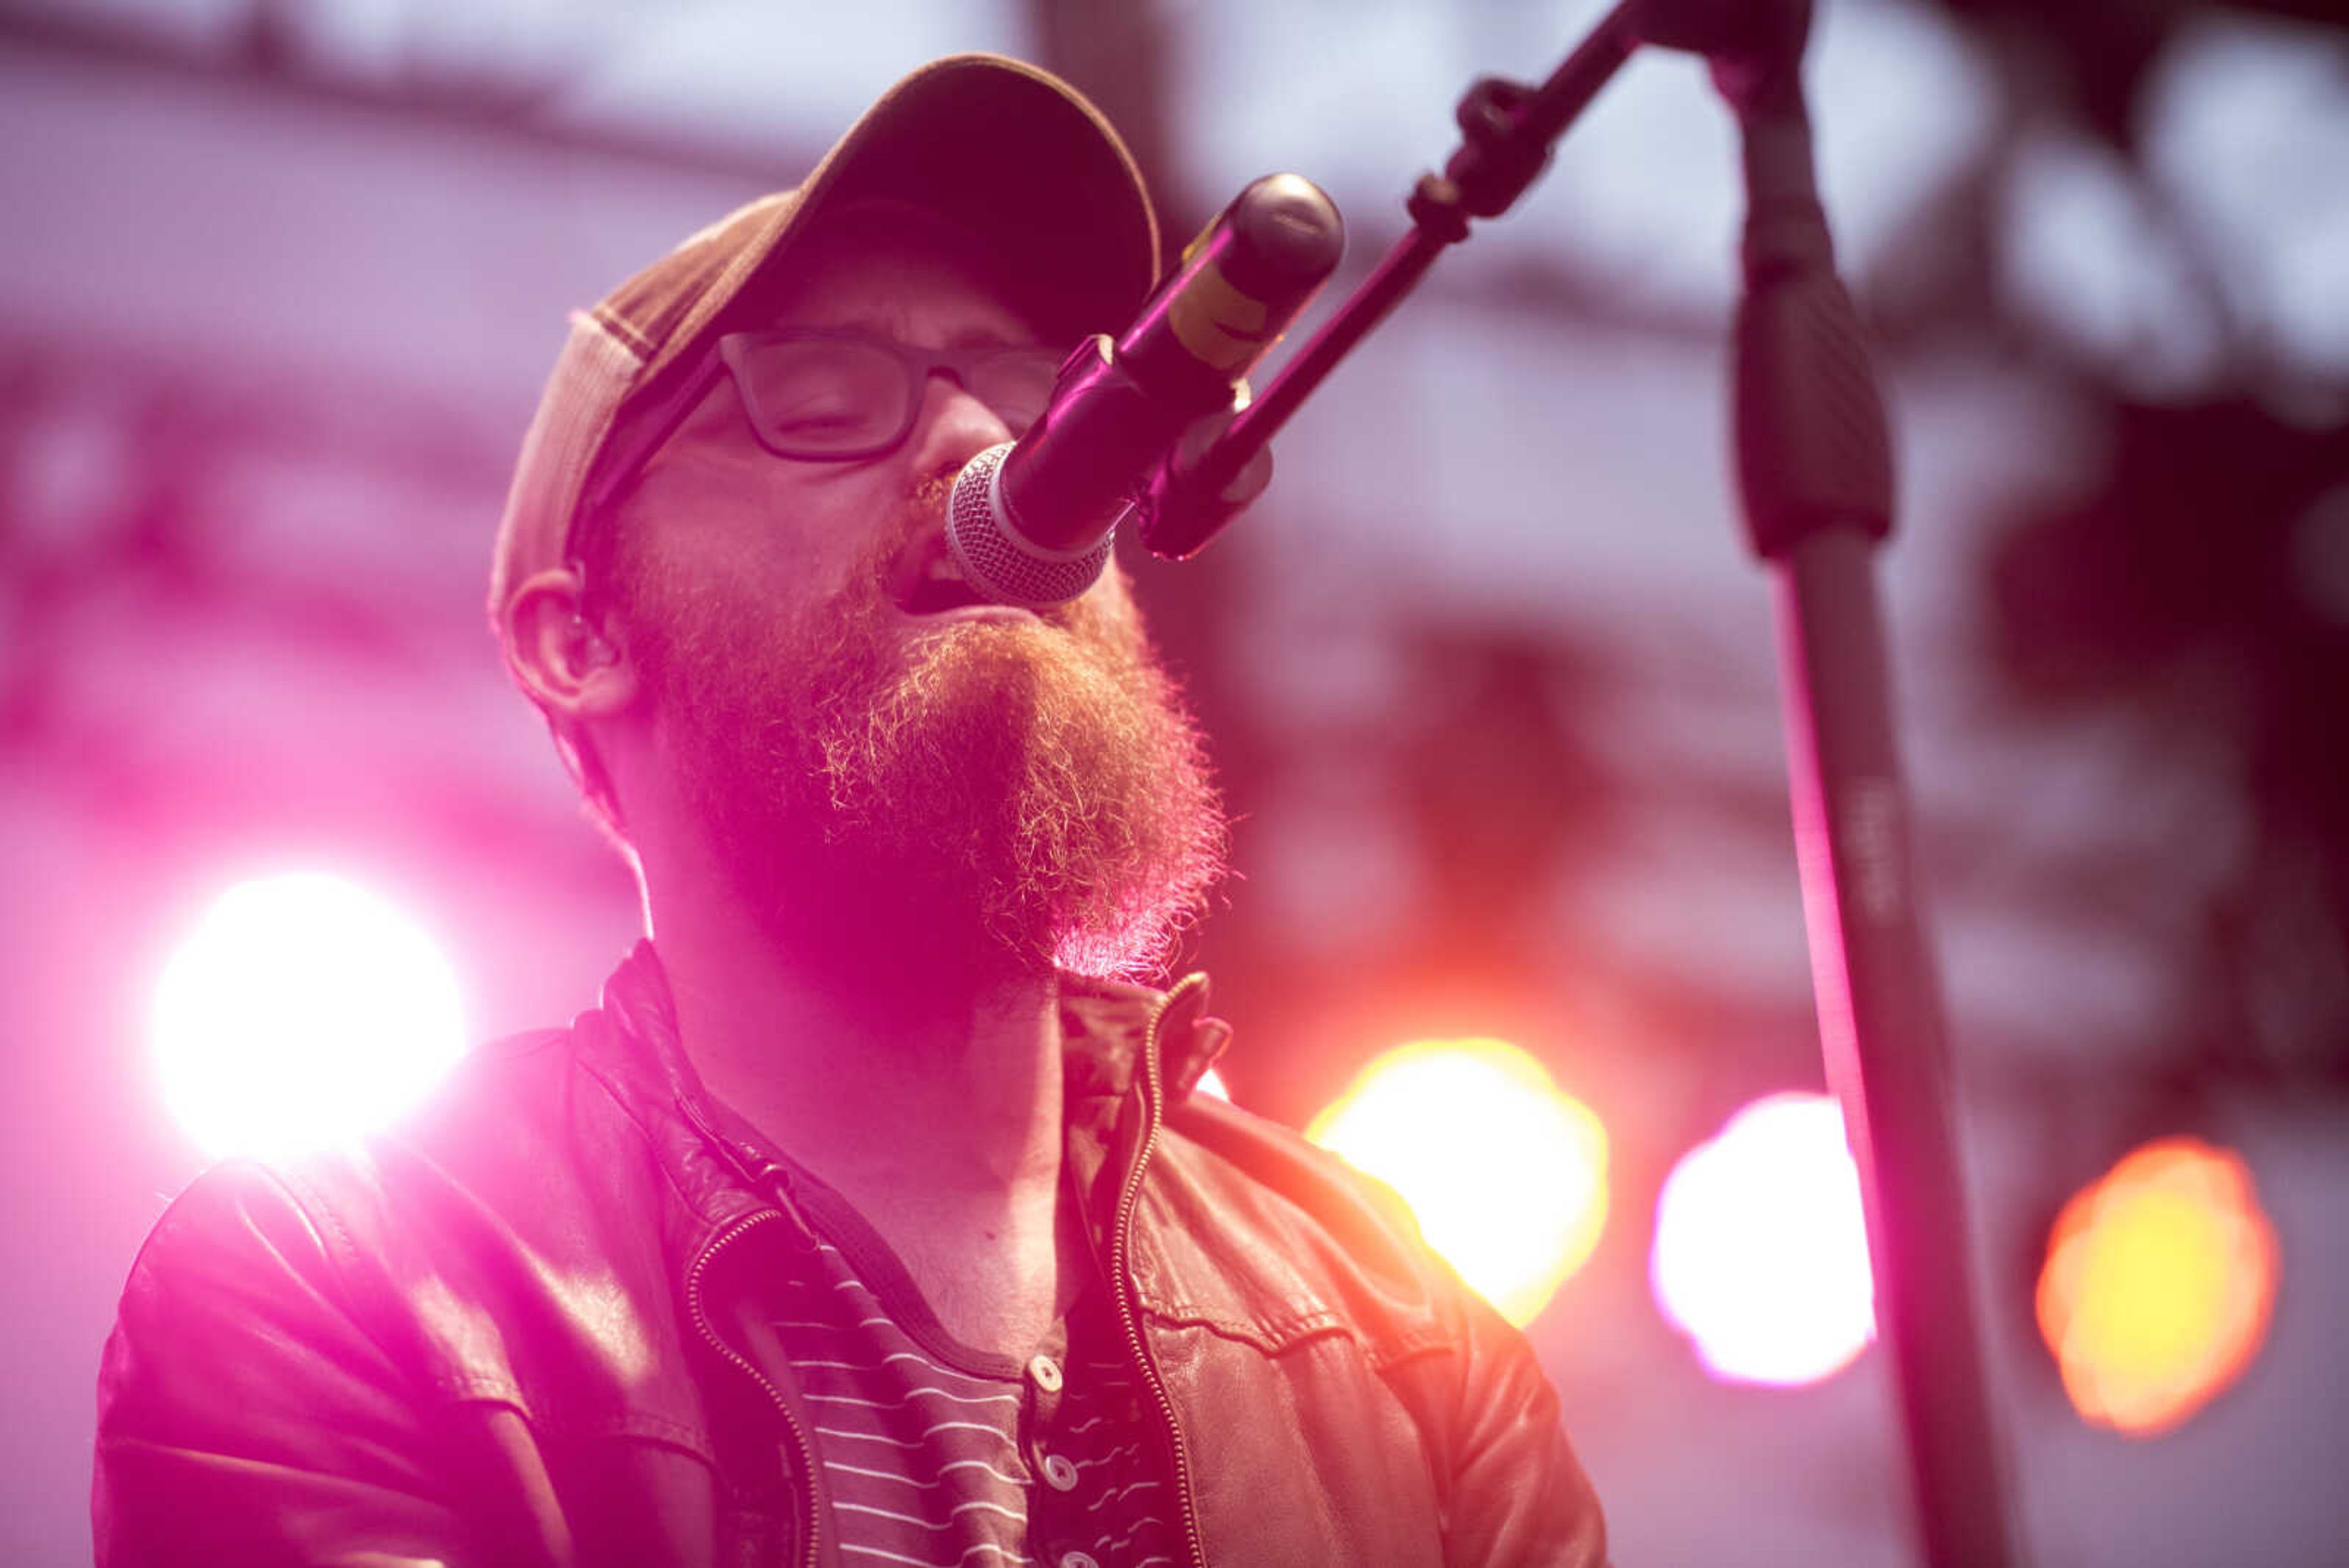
[487,53,1162,644]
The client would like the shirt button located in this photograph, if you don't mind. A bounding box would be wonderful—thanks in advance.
[1026,1353,1065,1392]
[1059,1555,1099,1568]
[1041,1452,1080,1492]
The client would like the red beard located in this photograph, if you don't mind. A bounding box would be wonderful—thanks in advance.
[620,479,1227,982]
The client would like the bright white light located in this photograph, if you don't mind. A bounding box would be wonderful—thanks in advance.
[154,873,468,1161]
[1308,1039,1608,1327]
[1650,1092,1877,1386]
[1194,1065,1231,1102]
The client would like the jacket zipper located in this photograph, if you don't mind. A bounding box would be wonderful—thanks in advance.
[1110,973,1208,1568]
[686,1209,822,1568]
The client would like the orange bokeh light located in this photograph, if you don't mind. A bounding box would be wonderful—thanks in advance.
[2035,1136,2280,1437]
[1307,1038,1608,1327]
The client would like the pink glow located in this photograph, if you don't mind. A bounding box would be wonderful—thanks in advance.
[153,872,468,1160]
[1650,1091,1877,1387]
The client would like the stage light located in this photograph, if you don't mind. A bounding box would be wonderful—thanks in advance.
[1305,1038,1607,1327]
[1650,1092,1876,1387]
[153,872,468,1161]
[1195,1065,1231,1102]
[2036,1135,2279,1437]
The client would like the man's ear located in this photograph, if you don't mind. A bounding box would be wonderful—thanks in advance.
[502,567,640,722]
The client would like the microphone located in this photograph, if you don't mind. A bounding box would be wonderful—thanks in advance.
[947,173,1344,606]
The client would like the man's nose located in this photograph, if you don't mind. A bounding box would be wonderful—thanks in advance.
[904,371,1016,481]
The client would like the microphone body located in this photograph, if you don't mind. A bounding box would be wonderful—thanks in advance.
[947,173,1343,606]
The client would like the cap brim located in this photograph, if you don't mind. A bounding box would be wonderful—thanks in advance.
[639,54,1160,395]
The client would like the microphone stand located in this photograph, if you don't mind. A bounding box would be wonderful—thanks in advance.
[1135,4,1642,555]
[1718,37,2021,1568]
[1154,6,2021,1566]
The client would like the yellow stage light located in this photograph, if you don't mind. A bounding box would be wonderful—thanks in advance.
[2036,1136,2279,1436]
[1307,1038,1607,1327]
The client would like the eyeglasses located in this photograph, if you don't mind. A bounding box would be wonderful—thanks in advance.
[573,328,1066,544]
[722,329,1064,459]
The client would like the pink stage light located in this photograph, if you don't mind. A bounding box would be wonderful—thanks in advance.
[152,872,468,1161]
[1650,1091,1877,1387]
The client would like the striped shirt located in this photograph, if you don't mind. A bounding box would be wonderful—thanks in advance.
[762,1164,1182,1568]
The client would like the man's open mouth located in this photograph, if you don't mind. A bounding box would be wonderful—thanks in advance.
[901,577,988,615]
[892,539,991,616]
[888,533,1038,620]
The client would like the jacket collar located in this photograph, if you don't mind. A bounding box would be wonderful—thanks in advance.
[574,940,1230,1205]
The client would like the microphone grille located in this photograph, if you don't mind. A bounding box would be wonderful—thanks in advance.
[946,443,1115,608]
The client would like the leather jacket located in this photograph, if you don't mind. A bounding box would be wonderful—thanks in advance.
[95,946,1608,1566]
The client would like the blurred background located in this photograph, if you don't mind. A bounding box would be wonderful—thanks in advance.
[4,0,2345,1562]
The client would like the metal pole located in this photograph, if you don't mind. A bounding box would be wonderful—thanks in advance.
[1727,82,2022,1568]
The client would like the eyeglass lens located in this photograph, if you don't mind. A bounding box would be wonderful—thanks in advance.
[729,336,1061,458]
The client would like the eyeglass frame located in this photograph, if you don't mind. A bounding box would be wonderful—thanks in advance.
[567,327,1067,567]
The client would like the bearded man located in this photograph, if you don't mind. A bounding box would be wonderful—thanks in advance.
[94,55,1608,1568]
